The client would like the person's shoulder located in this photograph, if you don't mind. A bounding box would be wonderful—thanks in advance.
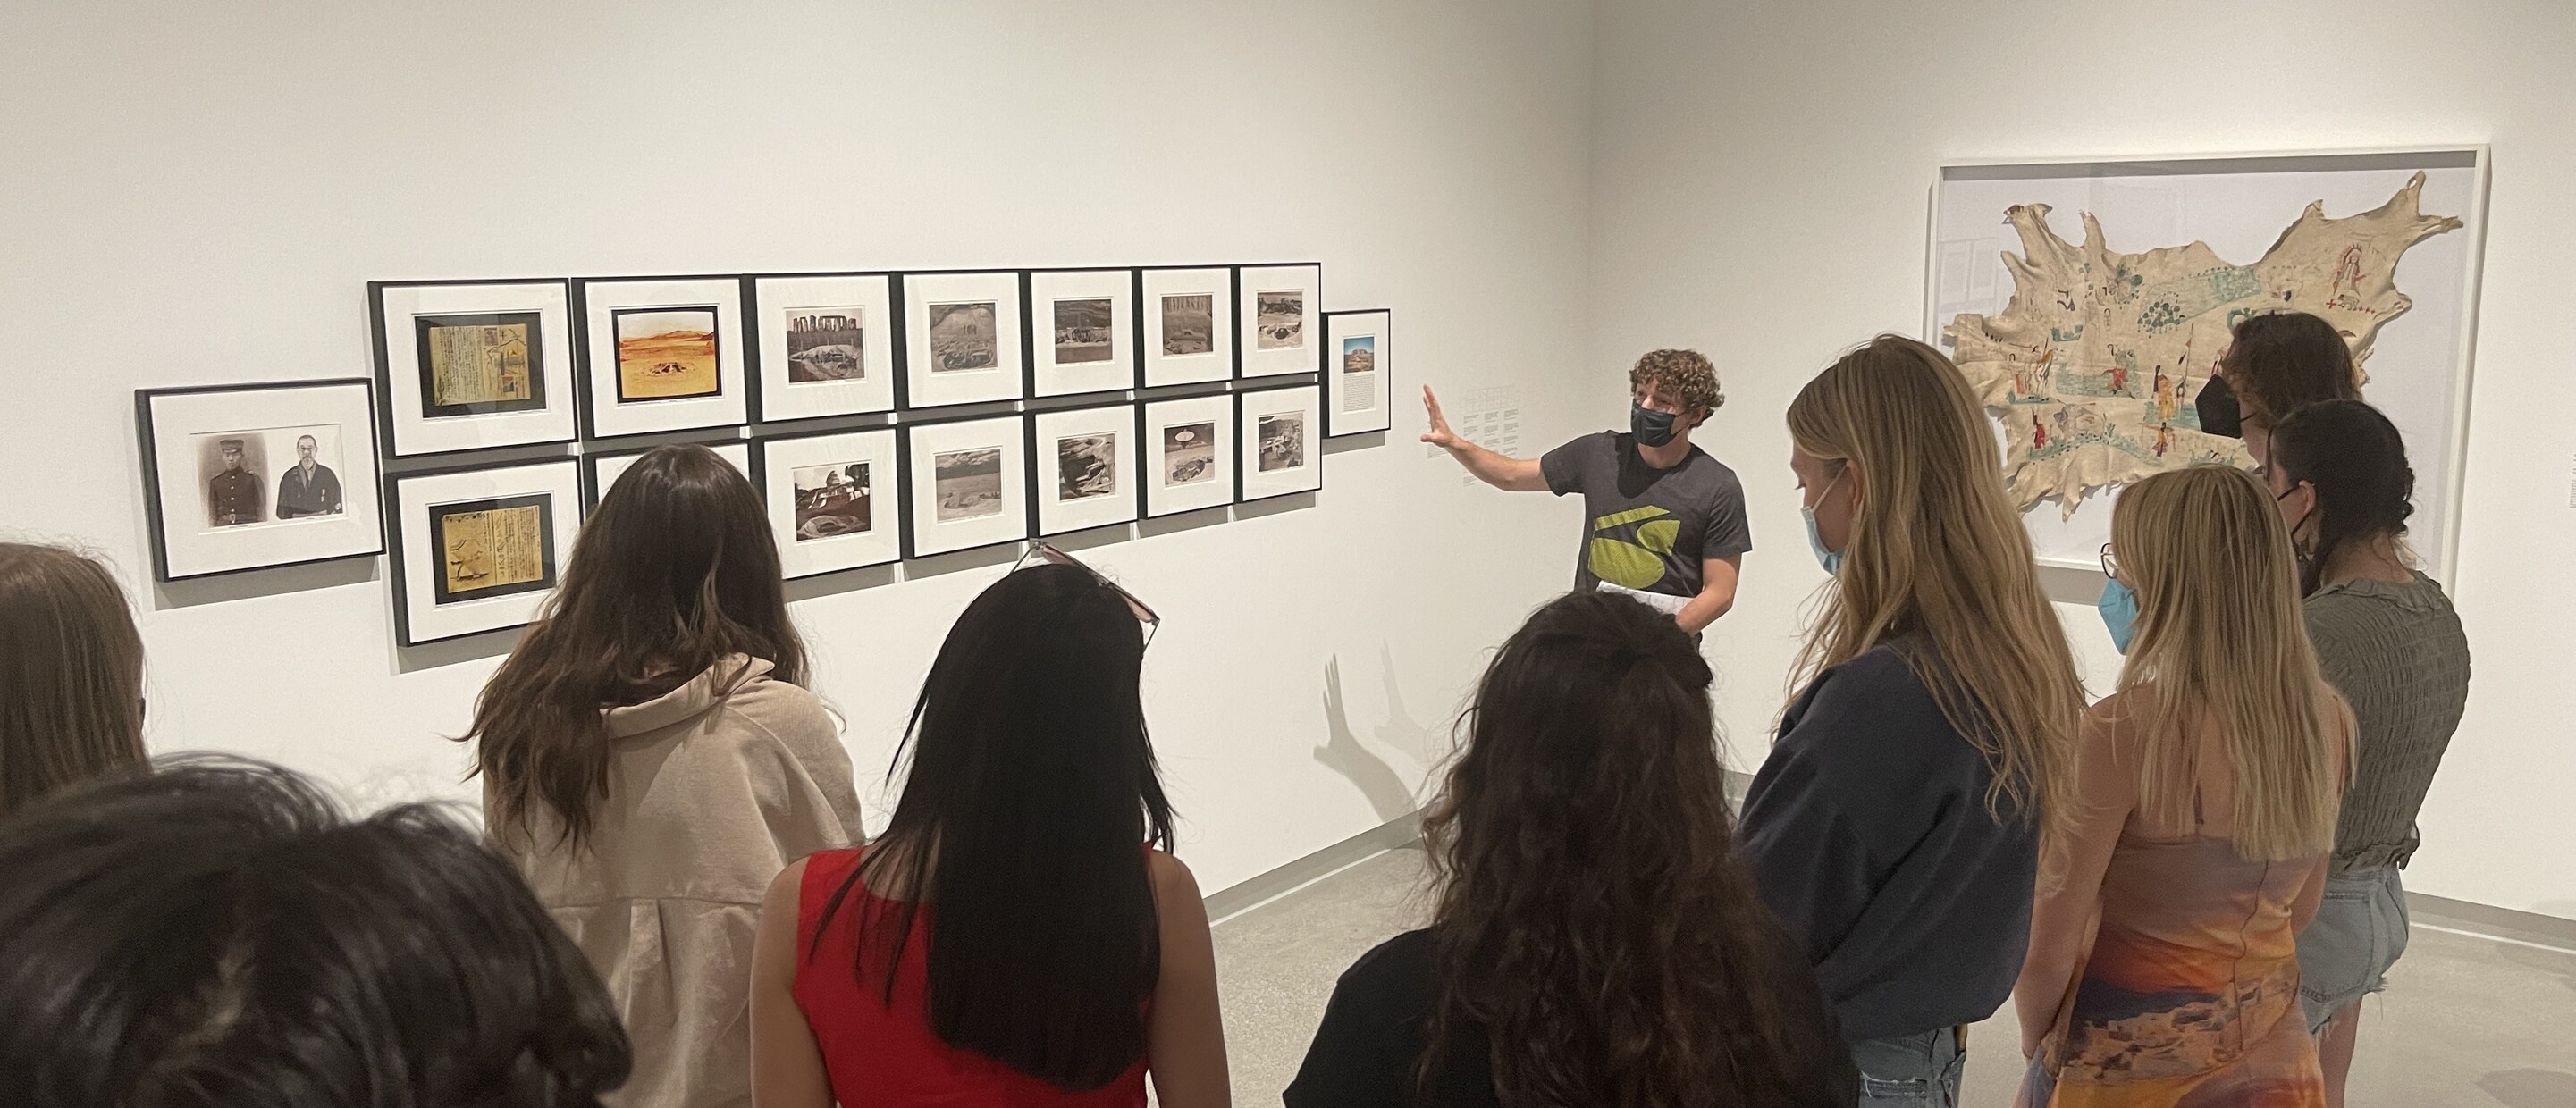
[724,665,837,736]
[1146,848,1205,908]
[1812,643,1929,704]
[1680,445,1743,483]
[1338,928,1439,995]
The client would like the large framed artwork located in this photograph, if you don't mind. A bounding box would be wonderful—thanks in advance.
[136,379,385,581]
[583,439,755,510]
[1139,265,1235,387]
[902,271,1026,409]
[1235,263,1322,379]
[1028,268,1139,398]
[1029,402,1141,536]
[576,276,751,440]
[1141,393,1235,517]
[388,457,583,646]
[1929,147,2488,575]
[1237,384,1322,502]
[370,279,578,457]
[750,273,898,424]
[900,415,1030,558]
[1322,308,1392,436]
[758,426,902,578]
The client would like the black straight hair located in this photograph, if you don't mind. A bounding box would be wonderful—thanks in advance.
[0,755,631,1108]
[2269,399,2416,596]
[813,562,1173,1090]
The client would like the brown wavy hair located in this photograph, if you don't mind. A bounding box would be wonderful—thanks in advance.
[465,444,805,846]
[1418,591,1812,1105]
[0,542,147,818]
[1629,348,1725,416]
[2219,311,2360,429]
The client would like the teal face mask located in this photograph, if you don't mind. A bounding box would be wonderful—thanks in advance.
[2097,576,2140,654]
[1802,471,1846,575]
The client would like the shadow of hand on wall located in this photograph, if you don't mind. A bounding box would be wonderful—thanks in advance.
[2478,1069,2576,1108]
[1317,654,1427,824]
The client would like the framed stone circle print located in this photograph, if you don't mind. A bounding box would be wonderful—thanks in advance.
[575,276,750,440]
[1139,265,1235,387]
[1029,401,1140,536]
[751,273,898,424]
[370,279,578,457]
[1237,383,1322,502]
[1141,393,1234,517]
[388,457,583,646]
[758,426,902,578]
[583,439,754,510]
[1235,263,1322,379]
[900,414,1030,558]
[1322,308,1392,436]
[136,379,385,581]
[902,271,1026,409]
[1028,268,1139,398]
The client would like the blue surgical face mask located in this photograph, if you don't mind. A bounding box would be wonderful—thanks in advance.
[1630,403,1679,448]
[2097,576,2140,655]
[1802,471,1847,575]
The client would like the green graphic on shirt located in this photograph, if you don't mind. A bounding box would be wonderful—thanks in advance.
[1588,505,1678,589]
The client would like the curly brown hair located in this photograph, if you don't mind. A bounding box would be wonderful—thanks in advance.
[1628,348,1724,416]
[2219,311,2359,429]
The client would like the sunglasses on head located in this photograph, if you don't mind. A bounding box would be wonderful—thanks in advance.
[1012,541,1161,648]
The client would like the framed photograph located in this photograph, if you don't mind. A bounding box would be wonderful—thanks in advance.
[136,379,385,581]
[900,414,1030,558]
[1028,268,1138,398]
[370,280,578,457]
[752,273,898,423]
[388,457,583,646]
[758,426,902,578]
[1141,393,1235,517]
[1237,384,1322,502]
[1236,263,1322,379]
[1139,265,1235,387]
[1322,308,1393,436]
[583,439,755,510]
[576,276,750,440]
[1029,402,1140,536]
[902,271,1026,408]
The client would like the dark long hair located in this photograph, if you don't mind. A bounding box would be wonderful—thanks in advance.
[815,562,1172,1089]
[1420,592,1814,1105]
[0,542,147,819]
[2269,399,2416,596]
[0,756,630,1108]
[2220,311,2361,428]
[466,444,804,845]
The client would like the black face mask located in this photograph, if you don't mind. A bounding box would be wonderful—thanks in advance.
[1630,404,1679,448]
[2195,374,2243,438]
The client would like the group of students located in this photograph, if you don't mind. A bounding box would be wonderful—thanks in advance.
[0,310,2467,1108]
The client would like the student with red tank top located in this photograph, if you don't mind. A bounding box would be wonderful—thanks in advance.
[748,551,1229,1108]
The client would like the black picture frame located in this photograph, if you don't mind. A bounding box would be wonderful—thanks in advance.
[897,268,1025,411]
[134,377,388,583]
[1233,261,1325,380]
[897,412,1034,561]
[570,273,748,442]
[383,456,581,648]
[1320,307,1393,437]
[1024,265,1143,399]
[1135,264,1239,385]
[743,270,905,426]
[1234,383,1324,504]
[755,423,906,579]
[410,311,550,418]
[1025,399,1143,537]
[369,278,578,458]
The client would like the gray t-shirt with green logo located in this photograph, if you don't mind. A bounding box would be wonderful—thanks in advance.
[1539,431,1751,599]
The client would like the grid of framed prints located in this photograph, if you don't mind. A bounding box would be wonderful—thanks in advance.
[1237,384,1322,501]
[1322,308,1392,436]
[585,439,755,509]
[137,379,386,581]
[388,457,583,646]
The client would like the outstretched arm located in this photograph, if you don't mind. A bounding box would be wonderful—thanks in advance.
[1422,385,1546,491]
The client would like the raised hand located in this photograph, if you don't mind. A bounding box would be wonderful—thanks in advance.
[1421,385,1458,449]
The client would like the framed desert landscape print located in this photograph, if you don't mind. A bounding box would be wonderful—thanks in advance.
[1028,268,1138,398]
[576,276,750,440]
[1235,263,1322,379]
[388,457,583,646]
[902,271,1026,409]
[136,379,385,581]
[900,415,1030,558]
[583,439,754,510]
[1237,384,1322,502]
[1139,265,1235,387]
[1323,308,1393,436]
[1029,402,1140,536]
[370,279,577,457]
[751,273,898,424]
[758,426,902,578]
[1141,393,1234,517]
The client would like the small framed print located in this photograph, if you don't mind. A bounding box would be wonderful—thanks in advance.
[371,280,578,457]
[583,439,755,510]
[1141,393,1235,517]
[902,271,1026,409]
[1236,263,1322,379]
[576,276,750,440]
[136,379,385,581]
[1237,384,1323,502]
[1030,402,1140,536]
[1140,266,1235,387]
[1028,268,1139,398]
[900,415,1031,558]
[1323,309,1393,435]
[752,273,898,424]
[759,427,902,578]
[389,458,583,646]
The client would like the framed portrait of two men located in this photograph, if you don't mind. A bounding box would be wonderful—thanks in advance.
[136,378,385,582]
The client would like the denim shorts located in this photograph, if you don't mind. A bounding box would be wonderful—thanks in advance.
[1849,1028,1966,1107]
[2297,864,2409,1031]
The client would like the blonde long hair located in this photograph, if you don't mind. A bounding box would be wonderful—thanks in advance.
[2109,466,2342,860]
[1787,336,2084,823]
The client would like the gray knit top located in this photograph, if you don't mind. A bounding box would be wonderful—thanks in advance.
[2305,572,2471,874]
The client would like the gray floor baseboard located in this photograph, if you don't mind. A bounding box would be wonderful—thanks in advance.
[1205,811,1422,925]
[2410,891,2576,949]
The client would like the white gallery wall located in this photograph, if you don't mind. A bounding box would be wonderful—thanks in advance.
[1587,0,2576,919]
[0,0,1599,894]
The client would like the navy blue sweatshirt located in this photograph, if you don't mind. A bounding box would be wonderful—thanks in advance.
[1738,642,2040,1044]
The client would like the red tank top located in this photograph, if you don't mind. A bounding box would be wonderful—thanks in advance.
[791,847,1149,1107]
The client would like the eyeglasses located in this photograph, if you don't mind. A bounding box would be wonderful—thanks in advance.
[1012,541,1161,649]
[2099,542,2121,582]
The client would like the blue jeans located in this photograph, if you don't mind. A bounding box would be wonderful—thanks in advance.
[1850,1028,1966,1106]
[2298,864,2410,1032]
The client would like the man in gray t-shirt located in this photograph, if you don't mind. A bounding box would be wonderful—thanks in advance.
[1423,349,1750,634]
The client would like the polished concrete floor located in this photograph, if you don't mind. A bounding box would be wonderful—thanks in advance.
[1212,845,2576,1106]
